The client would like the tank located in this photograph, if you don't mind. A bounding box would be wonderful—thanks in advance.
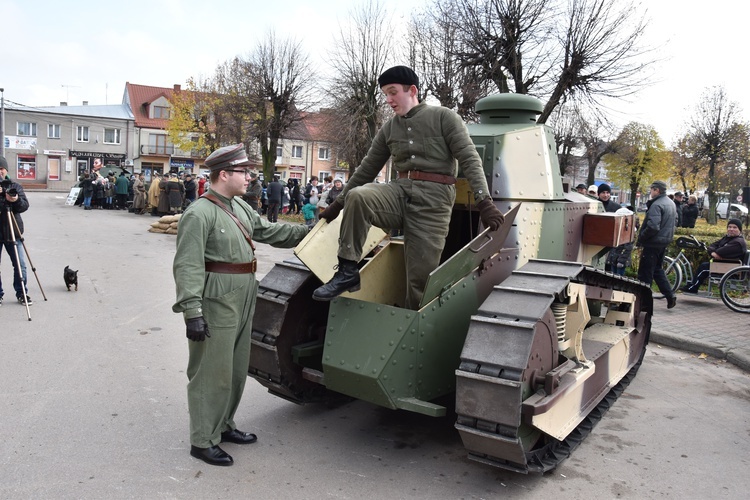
[247,93,651,473]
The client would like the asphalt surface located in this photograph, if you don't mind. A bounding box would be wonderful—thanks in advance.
[0,191,748,499]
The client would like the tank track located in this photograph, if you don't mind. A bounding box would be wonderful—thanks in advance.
[455,260,652,473]
[247,260,333,404]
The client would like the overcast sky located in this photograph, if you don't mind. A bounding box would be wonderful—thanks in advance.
[2,0,746,145]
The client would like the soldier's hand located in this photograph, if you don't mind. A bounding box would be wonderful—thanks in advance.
[477,198,505,231]
[186,316,210,342]
[320,199,343,222]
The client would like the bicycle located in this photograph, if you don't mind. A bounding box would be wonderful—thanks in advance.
[652,235,705,298]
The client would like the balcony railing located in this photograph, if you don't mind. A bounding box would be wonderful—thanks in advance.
[141,144,175,156]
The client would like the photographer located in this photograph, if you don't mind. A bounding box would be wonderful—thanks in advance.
[0,156,32,306]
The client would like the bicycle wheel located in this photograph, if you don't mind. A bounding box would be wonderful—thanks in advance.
[720,266,750,313]
[652,256,682,298]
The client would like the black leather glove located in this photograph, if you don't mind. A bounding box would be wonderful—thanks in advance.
[186,316,210,342]
[320,199,343,222]
[476,198,505,231]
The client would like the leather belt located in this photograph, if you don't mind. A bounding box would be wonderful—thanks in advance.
[397,170,456,185]
[205,260,257,274]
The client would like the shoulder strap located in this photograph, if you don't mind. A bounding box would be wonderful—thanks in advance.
[202,192,256,251]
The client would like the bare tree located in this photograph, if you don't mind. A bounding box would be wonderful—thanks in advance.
[322,0,393,175]
[406,5,492,121]
[670,134,707,196]
[549,103,582,178]
[688,86,741,224]
[422,0,654,124]
[245,32,317,180]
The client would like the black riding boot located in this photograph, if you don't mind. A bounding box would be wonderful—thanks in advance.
[312,258,361,301]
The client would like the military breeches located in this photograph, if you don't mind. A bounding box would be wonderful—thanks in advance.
[186,273,259,448]
[338,179,454,309]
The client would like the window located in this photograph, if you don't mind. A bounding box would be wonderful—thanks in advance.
[292,145,303,159]
[104,128,121,144]
[48,124,61,139]
[149,134,167,154]
[153,106,171,119]
[17,122,37,136]
[48,157,61,181]
[77,126,89,142]
[318,147,330,160]
[17,155,37,180]
[275,146,283,164]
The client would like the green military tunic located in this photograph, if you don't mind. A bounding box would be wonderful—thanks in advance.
[173,190,308,448]
[337,102,491,309]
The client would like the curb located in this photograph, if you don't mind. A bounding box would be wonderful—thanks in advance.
[650,329,750,372]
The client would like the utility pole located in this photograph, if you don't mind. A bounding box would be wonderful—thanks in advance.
[1,87,5,158]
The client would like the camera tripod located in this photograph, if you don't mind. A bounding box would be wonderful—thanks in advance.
[2,206,46,321]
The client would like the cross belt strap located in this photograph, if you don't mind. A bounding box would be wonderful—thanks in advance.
[205,260,257,274]
[202,192,256,251]
[397,170,457,185]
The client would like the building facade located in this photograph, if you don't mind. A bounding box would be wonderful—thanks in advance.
[2,102,133,190]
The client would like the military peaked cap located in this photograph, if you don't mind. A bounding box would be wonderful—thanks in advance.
[205,143,251,171]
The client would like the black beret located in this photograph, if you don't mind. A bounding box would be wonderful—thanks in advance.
[378,66,419,89]
[575,183,587,190]
[205,143,251,171]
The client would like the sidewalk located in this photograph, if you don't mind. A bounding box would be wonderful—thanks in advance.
[649,291,750,372]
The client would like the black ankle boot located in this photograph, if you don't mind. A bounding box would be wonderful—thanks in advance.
[312,258,361,301]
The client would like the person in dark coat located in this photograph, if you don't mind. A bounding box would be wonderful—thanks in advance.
[165,173,186,214]
[682,194,699,228]
[81,173,94,209]
[291,179,301,214]
[637,180,677,309]
[265,176,284,222]
[0,156,33,305]
[680,218,746,294]
[115,172,130,210]
[157,176,171,215]
[184,174,197,205]
[673,191,684,227]
[597,183,621,213]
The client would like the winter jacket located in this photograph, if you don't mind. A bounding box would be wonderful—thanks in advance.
[638,193,676,248]
[708,234,747,261]
[682,203,699,228]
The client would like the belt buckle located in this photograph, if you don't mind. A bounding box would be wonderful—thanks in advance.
[406,170,415,180]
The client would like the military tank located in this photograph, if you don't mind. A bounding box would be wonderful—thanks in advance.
[247,93,650,473]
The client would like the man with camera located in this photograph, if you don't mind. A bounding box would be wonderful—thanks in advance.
[0,156,32,306]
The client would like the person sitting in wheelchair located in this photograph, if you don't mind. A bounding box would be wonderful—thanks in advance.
[681,218,747,294]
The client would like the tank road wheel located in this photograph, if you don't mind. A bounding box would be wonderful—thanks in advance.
[455,260,652,473]
[247,261,337,403]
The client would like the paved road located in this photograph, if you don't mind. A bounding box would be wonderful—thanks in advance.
[1,192,748,499]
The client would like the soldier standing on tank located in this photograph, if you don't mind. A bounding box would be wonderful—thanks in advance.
[313,65,505,309]
[637,180,677,309]
[172,143,308,467]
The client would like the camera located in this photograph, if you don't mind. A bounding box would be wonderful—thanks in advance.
[0,179,17,197]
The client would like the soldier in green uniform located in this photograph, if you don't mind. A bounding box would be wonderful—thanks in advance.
[172,143,308,467]
[313,65,505,309]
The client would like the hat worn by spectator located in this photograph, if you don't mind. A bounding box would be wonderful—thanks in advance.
[205,143,251,172]
[249,171,258,179]
[575,183,587,190]
[728,218,743,231]
[378,65,419,89]
[674,191,683,197]
[598,183,611,195]
[588,185,598,194]
[0,156,8,170]
[650,180,667,192]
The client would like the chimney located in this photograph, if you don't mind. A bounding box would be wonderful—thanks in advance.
[174,84,181,92]
[83,101,88,106]
[60,102,67,106]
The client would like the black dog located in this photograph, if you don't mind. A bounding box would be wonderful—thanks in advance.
[64,266,78,291]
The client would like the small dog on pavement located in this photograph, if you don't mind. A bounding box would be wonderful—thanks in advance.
[64,266,79,291]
